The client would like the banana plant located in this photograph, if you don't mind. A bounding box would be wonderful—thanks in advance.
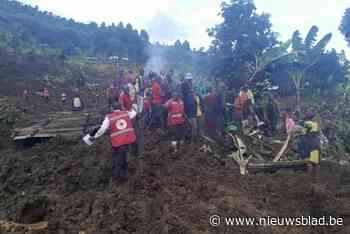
[287,26,332,111]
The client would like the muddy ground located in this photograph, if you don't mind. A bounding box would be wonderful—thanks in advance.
[0,83,350,233]
[0,127,350,234]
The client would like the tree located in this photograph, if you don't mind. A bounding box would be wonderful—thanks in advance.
[308,49,348,93]
[208,0,278,86]
[0,0,150,60]
[340,8,350,47]
[285,26,332,110]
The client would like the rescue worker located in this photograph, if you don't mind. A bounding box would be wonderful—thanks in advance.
[151,75,162,129]
[89,102,137,183]
[119,86,133,111]
[72,94,84,111]
[297,110,321,173]
[163,92,186,152]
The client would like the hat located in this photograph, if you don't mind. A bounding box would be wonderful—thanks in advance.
[185,73,193,80]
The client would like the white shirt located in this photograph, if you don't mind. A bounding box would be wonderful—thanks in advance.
[94,109,137,139]
[73,97,82,108]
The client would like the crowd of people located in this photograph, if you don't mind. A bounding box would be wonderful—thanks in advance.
[20,68,322,184]
[89,68,322,184]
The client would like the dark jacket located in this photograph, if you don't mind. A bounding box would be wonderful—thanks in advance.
[183,92,197,118]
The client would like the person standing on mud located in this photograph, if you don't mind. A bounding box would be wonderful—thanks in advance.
[204,87,218,139]
[163,92,186,152]
[23,89,29,100]
[89,102,137,184]
[106,84,115,109]
[239,86,249,128]
[265,94,280,135]
[297,110,321,173]
[182,74,198,139]
[43,88,49,101]
[72,93,84,111]
[131,94,145,157]
[119,86,133,111]
[150,74,163,129]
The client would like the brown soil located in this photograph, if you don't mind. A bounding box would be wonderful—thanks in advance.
[0,128,350,234]
[0,83,350,233]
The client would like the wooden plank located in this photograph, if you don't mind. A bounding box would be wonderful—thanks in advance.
[13,110,102,142]
[0,220,48,231]
[14,133,56,140]
[40,127,85,133]
[273,134,291,162]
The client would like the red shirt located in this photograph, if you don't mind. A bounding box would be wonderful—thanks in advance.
[164,98,185,126]
[152,82,161,105]
[119,92,132,111]
[143,99,151,112]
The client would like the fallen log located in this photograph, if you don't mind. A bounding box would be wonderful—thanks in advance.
[228,133,252,175]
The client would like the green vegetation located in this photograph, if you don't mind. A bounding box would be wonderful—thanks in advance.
[0,0,150,61]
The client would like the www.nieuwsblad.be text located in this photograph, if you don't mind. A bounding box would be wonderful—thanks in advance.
[209,215,344,227]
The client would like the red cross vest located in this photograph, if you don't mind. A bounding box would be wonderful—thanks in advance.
[167,100,185,126]
[107,111,136,148]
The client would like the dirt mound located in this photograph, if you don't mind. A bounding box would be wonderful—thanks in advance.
[0,130,349,234]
